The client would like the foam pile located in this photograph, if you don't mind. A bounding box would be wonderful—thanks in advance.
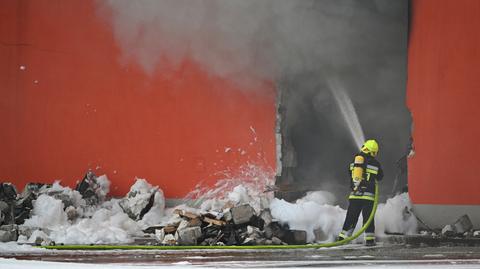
[271,190,418,243]
[0,166,418,247]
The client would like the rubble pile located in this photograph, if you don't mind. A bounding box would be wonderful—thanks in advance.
[0,169,423,246]
[142,205,306,246]
[0,170,300,246]
[416,215,480,241]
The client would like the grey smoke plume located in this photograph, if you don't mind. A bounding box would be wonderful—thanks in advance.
[97,0,411,203]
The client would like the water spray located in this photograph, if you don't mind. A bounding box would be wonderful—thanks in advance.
[327,77,365,148]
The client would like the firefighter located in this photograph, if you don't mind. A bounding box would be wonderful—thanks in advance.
[337,139,384,246]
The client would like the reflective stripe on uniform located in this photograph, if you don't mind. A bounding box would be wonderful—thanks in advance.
[350,191,374,197]
[348,194,375,201]
[367,165,378,171]
[365,232,375,241]
[366,165,379,175]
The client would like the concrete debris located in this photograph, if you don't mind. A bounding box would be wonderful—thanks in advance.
[1,176,320,246]
[120,188,157,221]
[442,215,474,237]
[176,226,202,245]
[260,209,273,226]
[75,171,102,205]
[453,215,473,234]
[272,236,283,245]
[473,231,480,237]
[0,224,18,242]
[0,183,17,225]
[142,202,305,246]
[231,204,254,225]
[286,230,307,245]
[441,224,455,237]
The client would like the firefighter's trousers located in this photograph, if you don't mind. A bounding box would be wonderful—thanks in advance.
[340,198,375,240]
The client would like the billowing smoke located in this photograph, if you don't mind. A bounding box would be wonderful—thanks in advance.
[97,0,411,203]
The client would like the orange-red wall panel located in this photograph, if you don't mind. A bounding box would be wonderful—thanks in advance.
[0,0,276,198]
[407,0,480,205]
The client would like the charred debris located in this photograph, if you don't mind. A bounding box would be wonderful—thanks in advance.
[0,171,308,246]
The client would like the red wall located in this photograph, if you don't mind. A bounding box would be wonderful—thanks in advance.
[407,0,480,205]
[0,0,276,198]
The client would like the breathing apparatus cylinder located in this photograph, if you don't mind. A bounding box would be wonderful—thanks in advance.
[352,155,365,190]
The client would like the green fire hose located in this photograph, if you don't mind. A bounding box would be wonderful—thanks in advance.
[41,184,379,250]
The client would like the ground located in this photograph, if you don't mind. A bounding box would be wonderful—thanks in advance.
[2,243,480,268]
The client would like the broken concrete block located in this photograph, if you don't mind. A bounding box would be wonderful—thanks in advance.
[272,237,282,245]
[0,224,18,241]
[0,229,17,242]
[453,215,473,234]
[120,190,156,221]
[284,230,307,245]
[260,209,273,226]
[0,183,17,225]
[264,222,288,240]
[231,204,254,225]
[176,226,202,245]
[291,230,307,244]
[441,224,455,237]
[75,171,100,205]
[0,183,17,202]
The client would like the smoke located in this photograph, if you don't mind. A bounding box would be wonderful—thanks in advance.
[96,0,384,84]
[97,1,411,202]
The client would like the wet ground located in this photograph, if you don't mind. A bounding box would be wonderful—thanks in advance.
[2,243,480,268]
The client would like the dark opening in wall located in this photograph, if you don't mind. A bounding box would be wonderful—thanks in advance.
[274,1,412,206]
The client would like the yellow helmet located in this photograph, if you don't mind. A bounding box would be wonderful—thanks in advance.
[361,139,379,157]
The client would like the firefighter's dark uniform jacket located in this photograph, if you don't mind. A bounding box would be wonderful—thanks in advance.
[348,152,384,201]
[338,151,384,242]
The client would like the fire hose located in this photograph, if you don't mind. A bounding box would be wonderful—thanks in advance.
[41,183,378,250]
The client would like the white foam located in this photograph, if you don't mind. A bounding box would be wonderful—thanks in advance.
[13,166,416,246]
[375,193,418,235]
[270,195,346,242]
[270,191,418,243]
[23,194,69,229]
